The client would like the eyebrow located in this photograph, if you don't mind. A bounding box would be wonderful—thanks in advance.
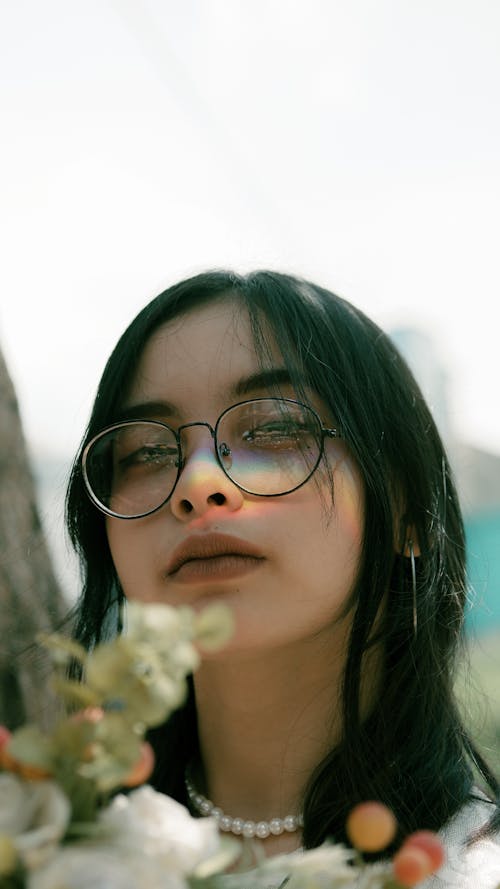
[232,367,297,396]
[117,368,301,421]
[118,400,181,421]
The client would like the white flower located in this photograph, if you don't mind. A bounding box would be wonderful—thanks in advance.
[0,773,70,870]
[99,785,221,874]
[26,785,226,889]
[28,844,187,889]
[193,603,235,651]
[260,843,355,889]
[125,600,234,657]
[124,602,192,648]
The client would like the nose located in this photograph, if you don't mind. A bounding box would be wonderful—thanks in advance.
[169,428,244,521]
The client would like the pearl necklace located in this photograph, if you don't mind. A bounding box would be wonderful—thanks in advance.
[185,767,304,839]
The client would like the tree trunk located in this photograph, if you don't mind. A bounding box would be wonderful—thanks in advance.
[0,345,67,730]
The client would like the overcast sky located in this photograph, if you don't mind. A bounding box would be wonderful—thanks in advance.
[1,0,499,465]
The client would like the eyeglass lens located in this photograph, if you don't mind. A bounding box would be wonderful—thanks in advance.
[84,399,323,518]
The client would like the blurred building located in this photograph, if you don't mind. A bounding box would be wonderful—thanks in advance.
[391,327,500,635]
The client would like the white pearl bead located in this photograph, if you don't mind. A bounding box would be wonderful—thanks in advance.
[184,765,303,839]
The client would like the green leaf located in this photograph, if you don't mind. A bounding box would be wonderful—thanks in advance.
[37,633,87,666]
[55,764,100,825]
[50,677,101,708]
[7,725,55,770]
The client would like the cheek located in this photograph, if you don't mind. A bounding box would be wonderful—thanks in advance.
[334,460,365,546]
[280,465,364,590]
[311,460,365,592]
[313,451,365,541]
[106,519,155,599]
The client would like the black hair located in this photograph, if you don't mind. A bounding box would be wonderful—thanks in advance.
[66,269,499,851]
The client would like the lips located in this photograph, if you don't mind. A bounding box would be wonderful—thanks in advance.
[166,533,264,577]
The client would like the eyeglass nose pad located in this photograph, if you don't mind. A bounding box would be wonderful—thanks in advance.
[218,441,232,467]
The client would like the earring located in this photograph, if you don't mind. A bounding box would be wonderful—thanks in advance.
[407,539,417,636]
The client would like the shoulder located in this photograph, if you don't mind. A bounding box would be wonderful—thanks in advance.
[423,789,500,889]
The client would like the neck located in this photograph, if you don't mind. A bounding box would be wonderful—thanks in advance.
[192,637,348,851]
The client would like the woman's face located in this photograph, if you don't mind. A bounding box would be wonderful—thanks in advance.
[106,299,365,657]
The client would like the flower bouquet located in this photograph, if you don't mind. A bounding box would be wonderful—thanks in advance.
[0,601,446,888]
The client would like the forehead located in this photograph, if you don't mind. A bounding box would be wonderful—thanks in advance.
[125,299,285,413]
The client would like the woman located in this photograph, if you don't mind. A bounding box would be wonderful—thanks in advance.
[66,270,499,884]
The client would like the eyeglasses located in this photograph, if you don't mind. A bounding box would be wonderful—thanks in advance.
[82,397,341,519]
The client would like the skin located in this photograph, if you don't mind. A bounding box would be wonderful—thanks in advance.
[106,298,371,854]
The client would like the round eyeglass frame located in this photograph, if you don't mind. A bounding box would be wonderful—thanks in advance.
[81,397,341,520]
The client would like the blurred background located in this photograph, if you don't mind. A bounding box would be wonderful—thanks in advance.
[0,1,498,764]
